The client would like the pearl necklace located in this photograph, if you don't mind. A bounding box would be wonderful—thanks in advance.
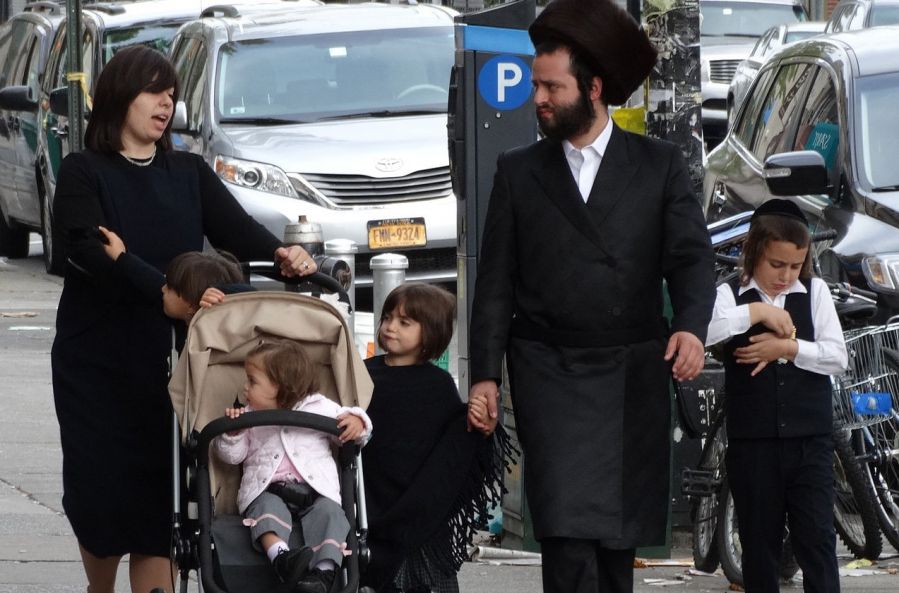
[120,147,156,167]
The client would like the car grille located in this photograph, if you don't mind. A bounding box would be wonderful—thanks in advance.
[355,247,456,278]
[709,59,741,83]
[295,167,453,206]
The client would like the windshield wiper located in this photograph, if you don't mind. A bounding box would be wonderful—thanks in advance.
[219,117,307,125]
[872,185,899,192]
[318,109,444,121]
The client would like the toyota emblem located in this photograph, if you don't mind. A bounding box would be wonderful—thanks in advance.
[375,157,403,172]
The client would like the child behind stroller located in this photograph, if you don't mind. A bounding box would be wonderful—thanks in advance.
[169,287,373,593]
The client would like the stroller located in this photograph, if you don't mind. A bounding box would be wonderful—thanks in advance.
[168,268,373,593]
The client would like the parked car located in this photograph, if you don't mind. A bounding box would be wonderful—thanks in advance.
[30,0,304,274]
[727,21,825,124]
[168,2,459,287]
[825,0,899,32]
[699,0,808,148]
[703,26,899,317]
[0,0,63,260]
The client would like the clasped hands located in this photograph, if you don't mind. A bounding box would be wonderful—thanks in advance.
[736,303,799,376]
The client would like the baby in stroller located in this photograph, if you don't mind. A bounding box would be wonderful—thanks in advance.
[215,339,371,593]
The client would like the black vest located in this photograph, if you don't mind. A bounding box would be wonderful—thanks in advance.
[723,277,833,439]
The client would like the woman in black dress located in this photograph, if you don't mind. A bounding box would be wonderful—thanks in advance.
[50,46,317,593]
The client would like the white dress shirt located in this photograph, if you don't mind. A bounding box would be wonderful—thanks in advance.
[706,276,848,376]
[562,118,613,202]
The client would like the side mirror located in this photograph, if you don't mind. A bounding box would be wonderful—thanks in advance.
[764,150,829,196]
[172,100,188,131]
[49,87,69,117]
[0,85,38,111]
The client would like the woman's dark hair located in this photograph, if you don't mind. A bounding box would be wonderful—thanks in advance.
[739,214,813,285]
[377,283,455,363]
[246,339,320,409]
[165,250,243,308]
[85,45,180,153]
[535,40,602,111]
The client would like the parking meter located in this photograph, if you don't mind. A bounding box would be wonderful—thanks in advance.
[449,0,536,396]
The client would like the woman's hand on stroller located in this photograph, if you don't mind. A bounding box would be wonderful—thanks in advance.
[200,287,226,309]
[224,407,247,436]
[275,245,318,278]
[336,413,365,443]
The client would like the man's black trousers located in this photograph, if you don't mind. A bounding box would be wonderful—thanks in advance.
[541,538,635,593]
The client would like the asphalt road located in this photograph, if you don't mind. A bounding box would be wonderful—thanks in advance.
[1,239,897,592]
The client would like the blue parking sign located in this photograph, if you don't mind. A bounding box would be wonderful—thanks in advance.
[477,55,532,110]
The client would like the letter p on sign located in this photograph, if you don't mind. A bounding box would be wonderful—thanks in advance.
[497,62,522,102]
[478,55,531,110]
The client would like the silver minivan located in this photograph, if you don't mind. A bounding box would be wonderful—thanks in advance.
[169,3,459,287]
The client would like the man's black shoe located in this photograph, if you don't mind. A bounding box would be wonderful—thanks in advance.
[295,568,336,593]
[273,546,313,586]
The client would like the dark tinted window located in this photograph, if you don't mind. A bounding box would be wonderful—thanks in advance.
[101,23,183,65]
[750,62,814,161]
[734,67,775,146]
[793,67,839,187]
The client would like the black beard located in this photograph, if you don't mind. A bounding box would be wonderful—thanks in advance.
[536,90,595,142]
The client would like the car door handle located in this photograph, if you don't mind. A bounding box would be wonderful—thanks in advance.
[51,124,68,138]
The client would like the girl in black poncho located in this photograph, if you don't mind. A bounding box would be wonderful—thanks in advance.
[361,283,515,593]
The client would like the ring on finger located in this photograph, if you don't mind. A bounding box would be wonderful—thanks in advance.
[301,260,310,270]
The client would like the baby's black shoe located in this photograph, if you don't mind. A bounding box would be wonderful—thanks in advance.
[273,546,313,586]
[295,568,335,593]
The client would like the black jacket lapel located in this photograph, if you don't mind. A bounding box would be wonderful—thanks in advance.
[531,140,614,263]
[586,124,638,226]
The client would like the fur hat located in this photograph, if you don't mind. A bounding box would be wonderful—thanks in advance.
[529,0,657,105]
[751,199,808,225]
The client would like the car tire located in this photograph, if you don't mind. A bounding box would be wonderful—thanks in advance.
[0,210,29,259]
[38,174,64,276]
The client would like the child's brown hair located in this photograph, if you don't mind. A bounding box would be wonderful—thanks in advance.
[377,283,455,363]
[245,339,320,409]
[165,250,243,308]
[740,214,813,286]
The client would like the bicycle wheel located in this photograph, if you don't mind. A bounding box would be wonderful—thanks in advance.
[690,416,727,572]
[850,420,899,551]
[833,430,882,559]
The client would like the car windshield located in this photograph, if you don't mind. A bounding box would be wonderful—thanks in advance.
[102,23,184,64]
[701,2,807,37]
[215,27,454,124]
[871,5,899,26]
[855,72,899,190]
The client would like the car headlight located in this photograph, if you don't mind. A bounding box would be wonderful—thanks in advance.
[214,155,297,199]
[862,254,899,293]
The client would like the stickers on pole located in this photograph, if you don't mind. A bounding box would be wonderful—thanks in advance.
[477,55,532,110]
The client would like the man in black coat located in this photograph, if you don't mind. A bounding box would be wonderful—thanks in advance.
[466,1,716,592]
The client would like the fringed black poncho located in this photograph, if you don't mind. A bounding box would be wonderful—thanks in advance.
[361,356,515,592]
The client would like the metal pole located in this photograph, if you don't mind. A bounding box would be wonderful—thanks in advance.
[65,0,85,153]
[370,253,408,355]
[325,238,358,333]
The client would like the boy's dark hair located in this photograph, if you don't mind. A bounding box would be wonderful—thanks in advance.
[535,40,602,111]
[377,283,455,363]
[165,251,243,308]
[85,45,180,153]
[246,339,320,409]
[740,214,813,286]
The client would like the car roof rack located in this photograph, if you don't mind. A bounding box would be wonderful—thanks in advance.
[24,1,63,15]
[201,5,241,18]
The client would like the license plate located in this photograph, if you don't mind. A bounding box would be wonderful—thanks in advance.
[367,217,427,250]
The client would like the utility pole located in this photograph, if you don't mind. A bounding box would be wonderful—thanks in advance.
[65,0,85,153]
